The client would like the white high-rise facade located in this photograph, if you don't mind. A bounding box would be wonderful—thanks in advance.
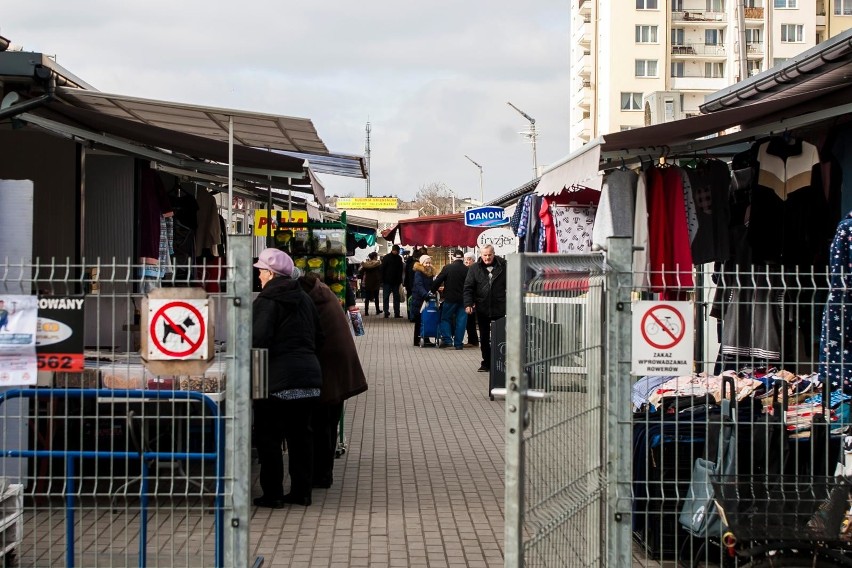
[570,0,827,151]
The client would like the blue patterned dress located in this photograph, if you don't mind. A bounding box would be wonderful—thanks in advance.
[820,212,852,393]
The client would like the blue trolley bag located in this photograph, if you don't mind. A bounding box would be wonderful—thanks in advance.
[420,296,440,347]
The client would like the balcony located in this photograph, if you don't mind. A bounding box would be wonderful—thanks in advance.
[578,0,591,16]
[744,7,764,20]
[746,42,764,56]
[575,81,592,109]
[670,74,728,91]
[671,11,727,23]
[575,20,593,46]
[670,43,728,57]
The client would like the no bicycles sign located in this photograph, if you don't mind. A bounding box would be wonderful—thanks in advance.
[632,301,694,376]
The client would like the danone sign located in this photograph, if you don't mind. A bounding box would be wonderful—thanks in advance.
[464,206,508,227]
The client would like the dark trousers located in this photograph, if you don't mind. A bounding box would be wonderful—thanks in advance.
[254,396,316,500]
[364,289,380,314]
[383,283,401,316]
[466,312,479,345]
[476,312,500,369]
[312,401,344,486]
[412,309,423,344]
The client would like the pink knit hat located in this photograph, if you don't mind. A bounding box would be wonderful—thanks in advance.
[253,248,294,276]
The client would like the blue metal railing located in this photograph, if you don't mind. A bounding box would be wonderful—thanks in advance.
[0,388,225,568]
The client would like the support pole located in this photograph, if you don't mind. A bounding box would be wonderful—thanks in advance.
[227,116,234,235]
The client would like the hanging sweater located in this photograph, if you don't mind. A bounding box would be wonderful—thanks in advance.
[748,138,826,267]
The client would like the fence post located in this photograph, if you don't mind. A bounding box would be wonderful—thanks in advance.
[504,252,526,568]
[605,237,633,567]
[225,235,253,567]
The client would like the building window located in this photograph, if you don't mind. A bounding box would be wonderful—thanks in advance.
[706,0,724,11]
[636,0,658,8]
[773,57,788,67]
[621,92,643,111]
[836,0,852,15]
[747,60,762,76]
[774,0,796,7]
[705,62,725,78]
[671,62,685,77]
[620,126,640,131]
[672,28,685,45]
[672,0,684,9]
[781,24,804,42]
[635,25,658,43]
[705,29,724,45]
[745,28,761,43]
[635,59,658,77]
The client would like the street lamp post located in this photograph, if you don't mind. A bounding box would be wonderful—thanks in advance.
[464,155,484,203]
[507,101,539,178]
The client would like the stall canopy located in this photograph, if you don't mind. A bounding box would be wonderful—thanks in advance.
[381,213,485,247]
[0,51,369,207]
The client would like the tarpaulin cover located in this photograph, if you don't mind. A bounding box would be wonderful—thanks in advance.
[382,213,485,247]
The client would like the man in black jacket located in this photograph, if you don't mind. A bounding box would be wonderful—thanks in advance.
[380,245,404,318]
[432,249,469,349]
[463,244,507,372]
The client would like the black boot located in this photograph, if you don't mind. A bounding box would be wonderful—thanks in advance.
[414,337,420,347]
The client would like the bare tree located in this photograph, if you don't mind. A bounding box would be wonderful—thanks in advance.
[411,182,457,216]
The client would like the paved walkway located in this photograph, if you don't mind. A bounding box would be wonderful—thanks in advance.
[250,309,507,568]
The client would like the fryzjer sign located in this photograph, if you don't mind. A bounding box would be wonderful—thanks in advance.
[477,228,517,256]
[464,206,509,227]
[631,301,694,376]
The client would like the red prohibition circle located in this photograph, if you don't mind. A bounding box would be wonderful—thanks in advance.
[150,301,206,357]
[640,305,685,350]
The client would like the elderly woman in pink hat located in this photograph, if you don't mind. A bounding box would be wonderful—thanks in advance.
[252,248,324,508]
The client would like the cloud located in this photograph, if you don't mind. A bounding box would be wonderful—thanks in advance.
[3,0,571,201]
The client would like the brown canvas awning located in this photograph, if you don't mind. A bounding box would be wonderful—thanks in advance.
[382,214,485,247]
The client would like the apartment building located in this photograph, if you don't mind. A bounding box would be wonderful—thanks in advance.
[568,0,852,151]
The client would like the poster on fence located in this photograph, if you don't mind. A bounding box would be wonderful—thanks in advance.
[632,300,694,376]
[0,294,39,385]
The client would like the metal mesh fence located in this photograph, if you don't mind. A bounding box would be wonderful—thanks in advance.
[624,263,852,567]
[0,250,250,568]
[504,253,608,567]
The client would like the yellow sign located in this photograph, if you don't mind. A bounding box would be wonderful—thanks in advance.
[336,197,399,209]
[253,210,308,236]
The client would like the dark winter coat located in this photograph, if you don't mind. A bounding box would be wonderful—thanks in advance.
[403,256,418,293]
[252,276,324,394]
[431,259,467,303]
[411,262,436,314]
[463,255,507,318]
[381,252,404,287]
[359,258,382,292]
[299,276,368,404]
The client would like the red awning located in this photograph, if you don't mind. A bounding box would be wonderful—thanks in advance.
[381,213,486,247]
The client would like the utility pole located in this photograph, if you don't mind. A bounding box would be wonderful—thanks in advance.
[736,0,748,82]
[365,121,371,197]
[507,101,539,178]
[464,155,484,203]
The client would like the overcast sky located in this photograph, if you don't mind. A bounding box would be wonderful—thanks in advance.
[3,2,571,203]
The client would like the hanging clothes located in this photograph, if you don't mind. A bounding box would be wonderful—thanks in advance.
[633,171,650,289]
[748,137,827,267]
[592,169,637,248]
[647,166,694,293]
[195,188,222,259]
[687,159,732,265]
[139,167,174,264]
[819,211,852,394]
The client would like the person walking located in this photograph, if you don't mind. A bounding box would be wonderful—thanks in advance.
[463,252,479,348]
[358,252,382,316]
[252,248,324,508]
[381,245,404,318]
[297,273,368,489]
[463,244,506,372]
[431,249,468,350]
[411,254,436,346]
[403,247,423,300]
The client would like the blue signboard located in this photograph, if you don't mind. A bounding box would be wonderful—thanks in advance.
[464,206,508,227]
